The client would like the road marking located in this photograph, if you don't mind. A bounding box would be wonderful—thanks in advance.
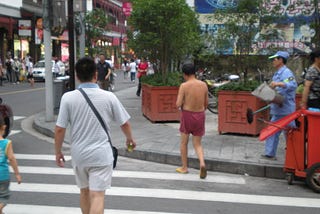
[5,204,188,214]
[14,116,26,120]
[10,183,320,208]
[11,165,245,184]
[7,116,26,136]
[0,87,44,96]
[8,130,21,136]
[15,154,71,161]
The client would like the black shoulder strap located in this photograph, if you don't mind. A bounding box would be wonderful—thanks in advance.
[78,88,113,146]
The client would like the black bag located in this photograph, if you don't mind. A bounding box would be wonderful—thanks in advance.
[112,146,118,168]
[78,88,118,169]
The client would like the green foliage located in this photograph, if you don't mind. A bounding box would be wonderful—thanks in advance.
[141,72,183,87]
[128,0,200,77]
[84,8,109,56]
[216,80,260,92]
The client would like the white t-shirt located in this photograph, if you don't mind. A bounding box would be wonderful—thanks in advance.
[28,62,33,74]
[129,62,136,73]
[56,86,130,167]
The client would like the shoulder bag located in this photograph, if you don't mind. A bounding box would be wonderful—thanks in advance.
[78,88,118,169]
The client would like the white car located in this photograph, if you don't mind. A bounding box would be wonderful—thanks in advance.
[32,60,66,81]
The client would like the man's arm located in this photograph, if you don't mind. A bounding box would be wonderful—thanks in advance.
[54,125,66,167]
[105,64,112,80]
[120,121,136,149]
[176,84,184,109]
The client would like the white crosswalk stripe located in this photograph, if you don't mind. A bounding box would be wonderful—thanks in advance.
[8,130,21,136]
[9,182,320,208]
[7,153,320,213]
[5,204,189,214]
[8,116,26,136]
[14,116,26,121]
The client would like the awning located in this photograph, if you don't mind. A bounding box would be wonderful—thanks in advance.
[0,3,21,18]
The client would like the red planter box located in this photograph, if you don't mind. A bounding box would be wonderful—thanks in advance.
[218,90,269,135]
[141,84,180,122]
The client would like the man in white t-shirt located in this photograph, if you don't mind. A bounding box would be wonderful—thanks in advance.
[129,58,136,82]
[55,57,136,213]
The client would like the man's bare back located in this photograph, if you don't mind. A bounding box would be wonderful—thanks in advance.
[176,77,208,112]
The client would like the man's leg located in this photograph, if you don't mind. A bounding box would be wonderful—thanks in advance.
[264,115,283,157]
[192,136,206,168]
[178,133,189,172]
[192,135,207,178]
[80,188,90,214]
[0,203,5,214]
[136,78,141,96]
[89,190,105,214]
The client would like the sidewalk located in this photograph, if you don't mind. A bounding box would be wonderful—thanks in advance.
[33,86,287,179]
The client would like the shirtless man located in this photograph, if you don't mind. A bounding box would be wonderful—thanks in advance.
[176,63,208,179]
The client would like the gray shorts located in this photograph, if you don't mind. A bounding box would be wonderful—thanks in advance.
[73,165,113,191]
[0,180,10,206]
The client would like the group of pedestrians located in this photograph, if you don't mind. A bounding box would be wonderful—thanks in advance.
[0,53,34,87]
[121,57,154,96]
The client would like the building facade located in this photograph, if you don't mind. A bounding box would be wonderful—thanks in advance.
[0,0,128,66]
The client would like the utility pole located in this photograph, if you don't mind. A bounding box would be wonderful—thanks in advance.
[43,0,54,121]
[68,0,75,90]
[79,12,86,58]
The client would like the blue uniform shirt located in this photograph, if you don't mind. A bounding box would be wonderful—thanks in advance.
[270,65,297,116]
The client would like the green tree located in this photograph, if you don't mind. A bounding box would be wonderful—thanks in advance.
[84,8,109,56]
[212,0,265,81]
[127,0,200,80]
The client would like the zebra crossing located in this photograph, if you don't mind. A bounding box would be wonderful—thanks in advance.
[5,116,320,213]
[4,153,320,214]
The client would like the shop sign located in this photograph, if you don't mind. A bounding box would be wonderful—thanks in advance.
[18,20,31,37]
[122,2,132,16]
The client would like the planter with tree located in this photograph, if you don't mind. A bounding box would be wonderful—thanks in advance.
[127,0,200,122]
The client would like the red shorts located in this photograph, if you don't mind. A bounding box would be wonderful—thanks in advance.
[179,110,205,136]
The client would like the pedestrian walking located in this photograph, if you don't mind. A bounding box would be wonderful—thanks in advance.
[27,58,34,87]
[136,57,148,97]
[121,58,129,79]
[53,57,60,78]
[0,115,22,214]
[300,49,320,109]
[262,51,297,160]
[13,57,21,84]
[96,54,112,90]
[55,57,136,214]
[176,63,208,179]
[129,58,136,83]
[5,55,13,83]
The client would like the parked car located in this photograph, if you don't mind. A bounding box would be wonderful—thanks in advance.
[0,97,13,138]
[32,60,66,81]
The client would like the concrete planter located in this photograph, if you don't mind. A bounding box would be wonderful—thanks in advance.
[141,84,180,122]
[218,90,269,135]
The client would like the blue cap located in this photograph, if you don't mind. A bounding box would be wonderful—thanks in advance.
[268,51,289,60]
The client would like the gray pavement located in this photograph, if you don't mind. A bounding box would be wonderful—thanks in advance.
[33,86,287,179]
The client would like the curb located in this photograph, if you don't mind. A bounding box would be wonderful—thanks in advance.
[118,149,285,179]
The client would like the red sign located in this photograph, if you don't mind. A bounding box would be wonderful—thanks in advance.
[122,2,132,17]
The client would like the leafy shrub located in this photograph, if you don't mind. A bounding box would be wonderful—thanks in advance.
[141,72,183,87]
[216,80,260,93]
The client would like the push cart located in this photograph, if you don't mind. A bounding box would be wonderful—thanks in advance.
[259,109,320,193]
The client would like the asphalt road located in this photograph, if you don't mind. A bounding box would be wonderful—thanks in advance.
[1,76,319,214]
